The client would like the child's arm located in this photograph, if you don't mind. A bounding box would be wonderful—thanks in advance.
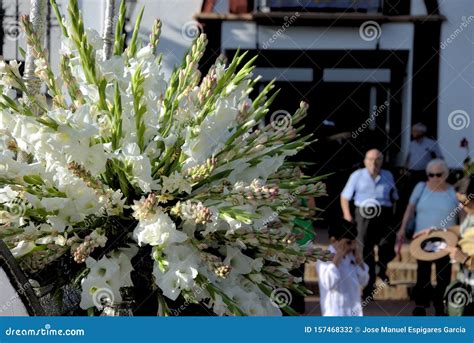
[354,245,370,287]
[316,260,341,290]
[355,263,370,288]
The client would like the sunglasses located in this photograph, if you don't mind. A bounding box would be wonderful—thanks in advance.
[427,173,443,178]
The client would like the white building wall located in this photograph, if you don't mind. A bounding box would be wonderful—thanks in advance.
[79,0,203,78]
[437,0,474,168]
[1,0,33,61]
[2,0,202,78]
[223,21,414,166]
[125,0,203,77]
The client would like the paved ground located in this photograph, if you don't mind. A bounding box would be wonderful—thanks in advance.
[304,297,440,316]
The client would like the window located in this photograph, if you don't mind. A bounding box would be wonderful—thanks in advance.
[257,0,382,13]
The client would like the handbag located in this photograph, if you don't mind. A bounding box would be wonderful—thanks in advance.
[405,182,427,240]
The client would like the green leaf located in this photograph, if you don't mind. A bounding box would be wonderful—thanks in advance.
[127,6,145,59]
[19,47,26,59]
[114,0,127,55]
[50,0,69,37]
[23,175,45,185]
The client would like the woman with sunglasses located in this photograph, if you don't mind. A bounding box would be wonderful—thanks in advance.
[397,159,460,316]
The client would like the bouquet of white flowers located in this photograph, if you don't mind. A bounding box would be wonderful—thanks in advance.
[0,0,331,316]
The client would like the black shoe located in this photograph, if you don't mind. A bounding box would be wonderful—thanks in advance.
[412,306,426,316]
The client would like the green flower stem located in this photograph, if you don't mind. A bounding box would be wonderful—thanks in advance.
[59,55,84,106]
[131,65,146,152]
[67,0,108,112]
[113,0,126,55]
[149,19,162,54]
[196,275,245,316]
[21,15,66,109]
[126,6,145,59]
[50,0,68,37]
[157,292,171,316]
[111,81,123,150]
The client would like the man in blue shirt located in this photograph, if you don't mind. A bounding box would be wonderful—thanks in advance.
[340,149,399,298]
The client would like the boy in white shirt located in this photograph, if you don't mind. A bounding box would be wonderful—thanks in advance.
[317,220,370,316]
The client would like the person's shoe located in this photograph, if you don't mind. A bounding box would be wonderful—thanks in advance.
[412,306,426,316]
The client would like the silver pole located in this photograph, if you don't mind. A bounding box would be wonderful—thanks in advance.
[102,0,116,60]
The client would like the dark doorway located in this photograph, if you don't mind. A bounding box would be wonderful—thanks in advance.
[227,49,408,229]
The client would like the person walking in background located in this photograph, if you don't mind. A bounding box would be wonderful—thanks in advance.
[396,123,445,226]
[397,159,459,316]
[316,220,369,316]
[404,123,444,187]
[340,149,398,298]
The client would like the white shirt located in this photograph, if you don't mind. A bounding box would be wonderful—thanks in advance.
[316,245,369,316]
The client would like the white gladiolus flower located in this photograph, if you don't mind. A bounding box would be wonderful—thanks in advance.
[2,87,17,99]
[161,172,191,194]
[122,143,158,192]
[152,259,198,301]
[59,37,75,55]
[108,252,135,288]
[86,256,120,281]
[0,110,15,132]
[152,245,200,300]
[0,186,18,202]
[40,197,66,212]
[79,276,117,310]
[135,45,154,61]
[0,4,328,316]
[223,246,253,275]
[80,253,135,310]
[10,241,36,258]
[133,211,187,247]
[98,55,128,83]
[182,97,240,168]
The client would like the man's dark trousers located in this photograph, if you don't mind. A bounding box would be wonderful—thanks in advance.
[355,206,396,298]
